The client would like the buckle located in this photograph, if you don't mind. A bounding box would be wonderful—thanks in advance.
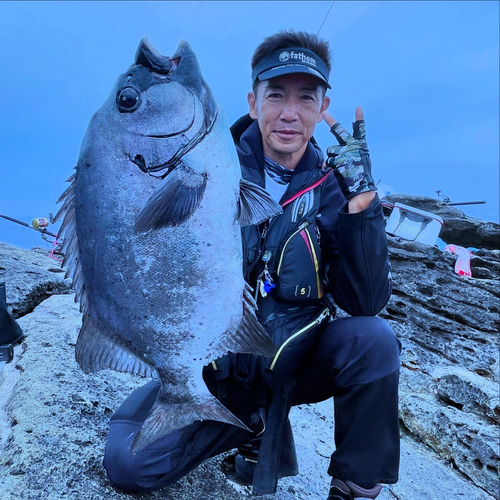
[0,344,14,364]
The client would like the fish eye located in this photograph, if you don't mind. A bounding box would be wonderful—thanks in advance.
[116,87,141,113]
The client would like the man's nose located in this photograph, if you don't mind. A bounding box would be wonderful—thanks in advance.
[279,100,299,121]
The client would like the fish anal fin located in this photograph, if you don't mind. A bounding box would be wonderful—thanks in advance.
[75,316,157,379]
[238,178,282,226]
[131,394,250,453]
[217,283,276,358]
[134,164,207,233]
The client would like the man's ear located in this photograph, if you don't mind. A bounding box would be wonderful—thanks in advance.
[317,95,331,123]
[248,91,257,120]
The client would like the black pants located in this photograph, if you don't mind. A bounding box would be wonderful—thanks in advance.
[104,316,401,493]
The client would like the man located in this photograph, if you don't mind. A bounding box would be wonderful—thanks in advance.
[104,30,401,500]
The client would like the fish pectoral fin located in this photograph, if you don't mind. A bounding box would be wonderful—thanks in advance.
[218,283,277,358]
[131,394,250,453]
[75,316,157,378]
[134,163,207,233]
[238,178,283,226]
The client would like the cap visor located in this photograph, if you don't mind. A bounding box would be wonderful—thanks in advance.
[258,64,331,89]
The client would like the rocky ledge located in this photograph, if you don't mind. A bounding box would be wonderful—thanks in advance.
[0,242,72,318]
[383,194,499,250]
[0,197,498,499]
[378,195,499,498]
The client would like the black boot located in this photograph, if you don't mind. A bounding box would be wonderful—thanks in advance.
[0,282,24,364]
[327,477,383,500]
[328,479,352,500]
[234,407,266,484]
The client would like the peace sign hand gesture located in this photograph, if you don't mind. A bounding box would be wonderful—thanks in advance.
[323,106,377,201]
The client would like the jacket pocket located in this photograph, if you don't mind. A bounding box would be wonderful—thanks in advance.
[269,307,330,372]
[273,222,323,302]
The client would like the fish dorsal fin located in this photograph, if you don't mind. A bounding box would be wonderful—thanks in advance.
[238,178,283,226]
[75,314,157,378]
[54,170,89,316]
[217,283,276,358]
[135,37,173,75]
[134,162,207,233]
[170,40,218,132]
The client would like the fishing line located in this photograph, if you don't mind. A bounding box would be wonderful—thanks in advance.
[317,1,335,36]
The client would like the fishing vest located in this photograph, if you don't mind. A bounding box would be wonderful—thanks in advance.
[245,170,330,293]
[233,115,345,328]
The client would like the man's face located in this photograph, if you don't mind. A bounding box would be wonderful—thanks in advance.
[247,74,330,169]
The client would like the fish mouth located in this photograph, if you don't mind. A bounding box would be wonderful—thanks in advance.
[129,111,197,178]
[130,154,176,179]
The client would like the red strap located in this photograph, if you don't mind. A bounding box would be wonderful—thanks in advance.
[281,170,332,208]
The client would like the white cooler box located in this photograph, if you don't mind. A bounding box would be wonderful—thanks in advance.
[385,202,444,246]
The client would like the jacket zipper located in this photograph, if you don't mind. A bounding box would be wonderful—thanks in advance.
[304,227,323,298]
[269,307,330,370]
[276,221,309,275]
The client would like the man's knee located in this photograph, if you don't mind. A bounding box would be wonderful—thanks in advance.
[104,424,144,492]
[103,422,177,493]
[321,316,401,386]
[352,316,401,362]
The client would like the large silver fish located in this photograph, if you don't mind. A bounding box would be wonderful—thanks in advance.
[56,38,280,451]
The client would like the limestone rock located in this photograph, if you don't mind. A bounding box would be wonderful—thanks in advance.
[0,295,495,500]
[0,242,72,318]
[1,218,499,499]
[382,237,499,497]
[433,367,500,425]
[0,296,243,500]
[382,194,500,249]
[400,393,499,497]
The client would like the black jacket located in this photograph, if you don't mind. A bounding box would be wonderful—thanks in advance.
[231,115,392,339]
[217,115,393,494]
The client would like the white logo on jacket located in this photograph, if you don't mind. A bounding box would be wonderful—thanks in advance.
[291,191,314,223]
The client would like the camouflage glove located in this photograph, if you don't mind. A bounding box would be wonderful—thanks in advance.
[325,119,377,200]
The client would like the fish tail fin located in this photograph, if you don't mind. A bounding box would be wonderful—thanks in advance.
[131,394,250,453]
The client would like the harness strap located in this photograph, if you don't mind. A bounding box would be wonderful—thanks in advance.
[252,380,298,495]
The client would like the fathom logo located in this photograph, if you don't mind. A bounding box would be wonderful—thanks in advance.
[279,51,290,62]
[278,50,317,67]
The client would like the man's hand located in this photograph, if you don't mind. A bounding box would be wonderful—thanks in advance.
[322,107,376,213]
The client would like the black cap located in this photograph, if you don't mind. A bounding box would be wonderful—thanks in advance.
[251,47,330,89]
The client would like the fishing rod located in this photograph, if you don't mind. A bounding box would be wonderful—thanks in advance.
[0,213,64,261]
[435,191,486,207]
[316,6,488,211]
[447,201,486,207]
[0,213,59,239]
[317,1,335,36]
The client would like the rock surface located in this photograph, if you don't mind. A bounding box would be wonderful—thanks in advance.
[382,194,500,250]
[381,236,499,497]
[0,211,499,500]
[0,295,495,500]
[0,242,71,318]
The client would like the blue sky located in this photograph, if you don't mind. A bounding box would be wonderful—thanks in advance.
[0,0,498,235]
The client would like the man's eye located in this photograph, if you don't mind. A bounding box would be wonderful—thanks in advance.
[301,95,315,101]
[267,93,282,99]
